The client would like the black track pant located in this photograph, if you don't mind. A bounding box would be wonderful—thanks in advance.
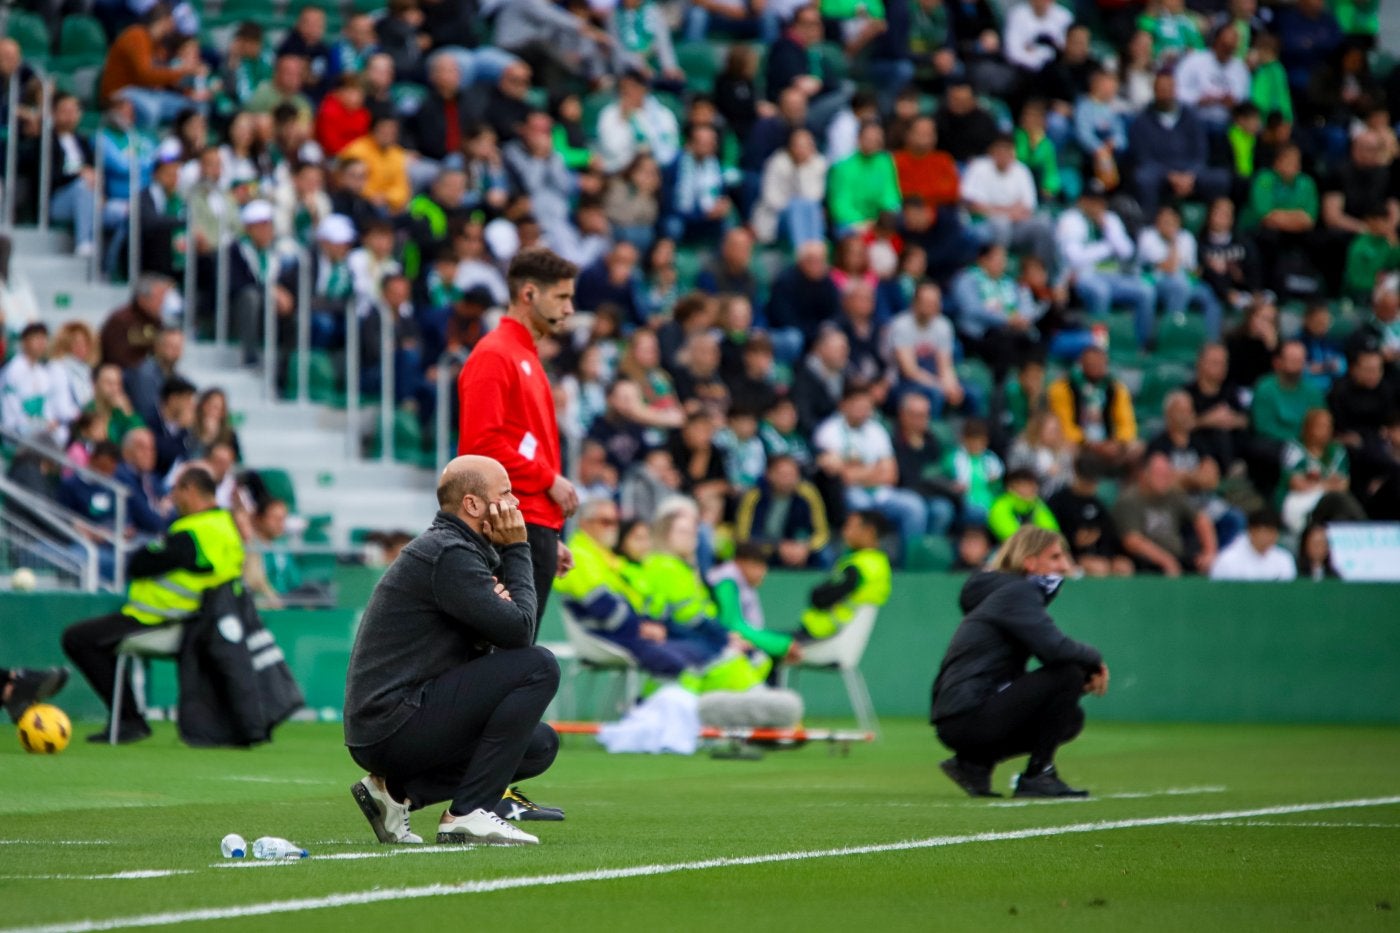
[934,663,1087,770]
[61,612,170,729]
[526,524,559,639]
[350,646,561,815]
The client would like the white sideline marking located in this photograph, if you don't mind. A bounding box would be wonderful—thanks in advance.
[222,776,328,786]
[989,785,1229,807]
[1200,820,1400,829]
[4,795,1398,933]
[0,841,112,846]
[0,871,191,881]
[212,848,469,868]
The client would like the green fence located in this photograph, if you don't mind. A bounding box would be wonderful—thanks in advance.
[2,575,1396,725]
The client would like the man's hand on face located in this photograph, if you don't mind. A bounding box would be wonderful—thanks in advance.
[482,500,528,546]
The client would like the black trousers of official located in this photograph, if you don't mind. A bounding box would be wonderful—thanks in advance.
[525,524,559,638]
[61,612,173,729]
[935,663,1087,770]
[350,646,561,815]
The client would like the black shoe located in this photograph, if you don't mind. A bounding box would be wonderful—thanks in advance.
[1013,767,1089,798]
[5,667,69,723]
[494,786,565,822]
[86,721,152,745]
[939,757,1002,798]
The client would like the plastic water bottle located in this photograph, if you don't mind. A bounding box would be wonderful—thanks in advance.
[251,837,308,860]
[220,834,247,858]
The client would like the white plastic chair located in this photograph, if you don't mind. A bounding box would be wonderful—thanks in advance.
[559,607,642,719]
[779,605,881,737]
[110,623,184,744]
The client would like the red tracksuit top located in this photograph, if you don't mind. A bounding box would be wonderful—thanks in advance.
[456,317,563,530]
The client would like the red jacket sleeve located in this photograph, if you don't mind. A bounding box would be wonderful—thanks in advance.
[457,351,557,494]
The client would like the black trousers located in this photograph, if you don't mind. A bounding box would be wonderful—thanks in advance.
[935,663,1087,770]
[526,523,559,638]
[61,612,172,728]
[350,646,561,814]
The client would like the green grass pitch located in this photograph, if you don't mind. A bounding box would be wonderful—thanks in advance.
[1,719,1397,932]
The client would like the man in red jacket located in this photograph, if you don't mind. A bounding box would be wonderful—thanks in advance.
[458,247,580,632]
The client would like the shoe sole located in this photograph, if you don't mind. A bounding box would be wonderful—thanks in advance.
[436,831,537,846]
[350,781,398,844]
[939,759,1002,798]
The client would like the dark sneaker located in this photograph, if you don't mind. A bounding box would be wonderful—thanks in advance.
[86,721,152,745]
[1013,767,1089,798]
[939,757,1002,798]
[5,667,69,722]
[494,785,565,822]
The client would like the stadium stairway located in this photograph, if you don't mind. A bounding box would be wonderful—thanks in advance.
[9,227,438,547]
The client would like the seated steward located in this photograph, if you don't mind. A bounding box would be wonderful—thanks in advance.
[796,510,893,643]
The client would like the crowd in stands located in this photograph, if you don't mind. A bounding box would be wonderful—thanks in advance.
[1,0,1398,586]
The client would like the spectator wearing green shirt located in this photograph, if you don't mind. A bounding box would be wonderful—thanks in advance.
[1014,99,1063,204]
[1329,0,1379,39]
[1277,407,1368,533]
[1137,0,1205,60]
[1241,144,1318,294]
[828,122,903,234]
[1251,340,1326,445]
[1343,207,1400,300]
[943,419,1006,528]
[987,468,1060,542]
[1248,33,1294,123]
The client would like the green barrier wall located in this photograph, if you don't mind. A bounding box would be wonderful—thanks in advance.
[2,576,1396,725]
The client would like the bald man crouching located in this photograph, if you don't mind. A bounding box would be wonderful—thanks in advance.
[344,455,560,846]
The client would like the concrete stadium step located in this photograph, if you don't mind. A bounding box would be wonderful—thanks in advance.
[6,225,441,546]
[8,226,73,254]
[296,486,436,537]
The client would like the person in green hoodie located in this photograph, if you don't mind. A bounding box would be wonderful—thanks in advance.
[827,121,902,234]
[797,510,893,642]
[987,468,1061,542]
[708,542,802,663]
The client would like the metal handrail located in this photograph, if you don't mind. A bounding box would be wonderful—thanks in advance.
[294,243,311,405]
[90,117,104,282]
[36,76,51,232]
[214,207,230,343]
[434,348,468,470]
[376,301,394,465]
[344,300,360,458]
[3,73,18,230]
[126,129,139,281]
[262,249,278,401]
[181,202,197,342]
[0,425,132,590]
[0,474,102,592]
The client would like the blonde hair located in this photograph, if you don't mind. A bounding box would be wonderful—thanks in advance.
[53,321,97,365]
[989,526,1069,574]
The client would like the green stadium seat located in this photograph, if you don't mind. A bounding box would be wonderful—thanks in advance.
[303,514,333,545]
[676,42,721,94]
[956,359,995,397]
[257,468,300,513]
[5,12,49,62]
[1096,478,1119,510]
[1136,362,1193,419]
[674,246,704,290]
[57,14,106,60]
[906,535,954,572]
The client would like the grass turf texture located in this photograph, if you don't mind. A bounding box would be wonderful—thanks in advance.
[1,720,1397,932]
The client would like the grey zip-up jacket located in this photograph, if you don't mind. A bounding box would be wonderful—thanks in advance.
[344,511,537,747]
[930,572,1101,723]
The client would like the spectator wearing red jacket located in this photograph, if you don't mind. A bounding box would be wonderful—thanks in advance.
[457,248,581,621]
[316,75,372,157]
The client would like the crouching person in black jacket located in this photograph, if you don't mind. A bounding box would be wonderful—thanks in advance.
[344,455,560,847]
[930,526,1108,799]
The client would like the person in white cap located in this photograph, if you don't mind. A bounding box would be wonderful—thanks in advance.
[302,213,358,347]
[228,200,294,366]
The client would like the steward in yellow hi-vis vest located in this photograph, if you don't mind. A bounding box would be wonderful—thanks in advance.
[799,510,892,641]
[61,466,245,743]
